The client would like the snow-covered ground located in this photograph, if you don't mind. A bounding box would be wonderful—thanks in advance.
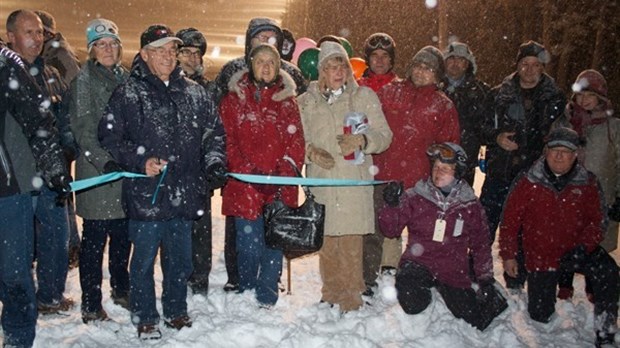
[4,171,619,347]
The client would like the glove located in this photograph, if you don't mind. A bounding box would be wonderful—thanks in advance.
[48,174,72,206]
[383,181,404,207]
[255,184,280,197]
[336,134,365,156]
[205,162,228,190]
[307,144,335,170]
[103,161,124,174]
[609,197,620,222]
[475,278,496,302]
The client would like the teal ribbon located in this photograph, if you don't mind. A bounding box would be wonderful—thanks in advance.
[151,165,168,205]
[69,171,148,192]
[228,173,387,186]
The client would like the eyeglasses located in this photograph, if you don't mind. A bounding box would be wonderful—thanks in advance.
[255,33,276,43]
[367,34,393,51]
[177,49,202,58]
[148,47,178,57]
[426,143,466,164]
[92,41,120,50]
[412,63,435,73]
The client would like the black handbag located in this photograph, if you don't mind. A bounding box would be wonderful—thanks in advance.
[263,162,325,258]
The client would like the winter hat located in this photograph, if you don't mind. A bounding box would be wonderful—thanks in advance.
[245,17,283,58]
[363,33,396,66]
[176,28,207,56]
[516,40,549,65]
[35,10,56,34]
[140,24,182,49]
[86,18,121,48]
[443,41,477,75]
[546,127,580,151]
[317,35,341,46]
[410,46,445,81]
[572,69,608,99]
[318,41,348,69]
[248,44,281,83]
[426,142,468,179]
[281,28,295,62]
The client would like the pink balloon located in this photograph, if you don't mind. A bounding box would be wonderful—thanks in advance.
[292,37,317,66]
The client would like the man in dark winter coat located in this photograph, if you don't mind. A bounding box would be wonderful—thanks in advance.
[6,9,77,314]
[98,24,226,340]
[480,41,566,291]
[499,127,619,347]
[0,39,71,348]
[442,42,494,186]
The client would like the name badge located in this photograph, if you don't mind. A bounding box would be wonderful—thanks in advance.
[453,217,464,237]
[433,219,446,242]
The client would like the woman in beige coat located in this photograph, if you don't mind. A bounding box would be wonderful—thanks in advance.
[298,41,392,312]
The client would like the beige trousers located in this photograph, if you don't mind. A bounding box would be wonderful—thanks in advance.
[319,235,365,312]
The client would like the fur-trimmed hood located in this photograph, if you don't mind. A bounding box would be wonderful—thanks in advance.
[227,67,297,102]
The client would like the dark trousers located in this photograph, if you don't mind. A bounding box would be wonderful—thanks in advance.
[79,218,130,313]
[189,199,212,290]
[225,215,239,285]
[527,246,619,327]
[480,177,511,242]
[396,262,507,331]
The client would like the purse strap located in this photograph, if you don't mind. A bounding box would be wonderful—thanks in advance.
[281,156,315,200]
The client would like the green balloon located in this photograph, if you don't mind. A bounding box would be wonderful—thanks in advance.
[298,47,320,81]
[339,37,353,58]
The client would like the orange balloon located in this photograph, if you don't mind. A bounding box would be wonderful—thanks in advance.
[349,57,367,80]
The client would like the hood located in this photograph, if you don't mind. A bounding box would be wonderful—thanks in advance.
[413,178,477,211]
[244,18,283,60]
[228,67,296,102]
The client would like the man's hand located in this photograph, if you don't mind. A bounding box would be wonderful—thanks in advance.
[503,259,518,278]
[205,162,227,189]
[48,174,72,206]
[496,132,518,151]
[145,157,168,177]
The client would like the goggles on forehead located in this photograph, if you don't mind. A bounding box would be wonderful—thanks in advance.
[367,35,393,51]
[426,143,466,164]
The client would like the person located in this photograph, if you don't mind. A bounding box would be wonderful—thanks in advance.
[214,17,307,292]
[175,27,217,295]
[480,40,566,291]
[69,18,131,323]
[499,127,619,347]
[368,45,460,295]
[0,38,71,348]
[34,10,81,85]
[379,143,507,331]
[35,10,82,269]
[442,42,494,186]
[552,70,620,300]
[280,28,295,62]
[356,32,402,296]
[6,9,76,315]
[98,24,226,339]
[298,41,393,312]
[220,44,305,308]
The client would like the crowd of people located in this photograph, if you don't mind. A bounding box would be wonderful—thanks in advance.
[0,8,618,348]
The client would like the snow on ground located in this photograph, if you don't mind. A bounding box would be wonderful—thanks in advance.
[3,171,619,347]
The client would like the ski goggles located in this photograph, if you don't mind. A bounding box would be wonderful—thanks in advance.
[367,34,393,51]
[426,143,466,164]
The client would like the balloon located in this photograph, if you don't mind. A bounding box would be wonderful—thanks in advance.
[349,57,367,80]
[338,37,354,58]
[292,37,317,66]
[298,48,320,81]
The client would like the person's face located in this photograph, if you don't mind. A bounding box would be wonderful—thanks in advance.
[368,49,392,75]
[323,59,348,90]
[445,56,469,80]
[91,37,121,68]
[7,12,44,63]
[431,160,456,188]
[177,47,202,75]
[517,56,544,88]
[575,91,600,111]
[250,30,278,49]
[545,146,577,175]
[410,62,437,87]
[252,51,277,83]
[140,41,178,81]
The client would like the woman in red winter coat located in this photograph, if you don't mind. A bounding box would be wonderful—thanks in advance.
[219,44,305,307]
[379,143,506,331]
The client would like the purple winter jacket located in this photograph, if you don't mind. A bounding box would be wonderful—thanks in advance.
[379,178,493,288]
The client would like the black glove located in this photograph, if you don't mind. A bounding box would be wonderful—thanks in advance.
[48,174,72,206]
[609,197,620,222]
[383,181,404,207]
[205,163,227,190]
[103,161,124,174]
[476,278,496,302]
